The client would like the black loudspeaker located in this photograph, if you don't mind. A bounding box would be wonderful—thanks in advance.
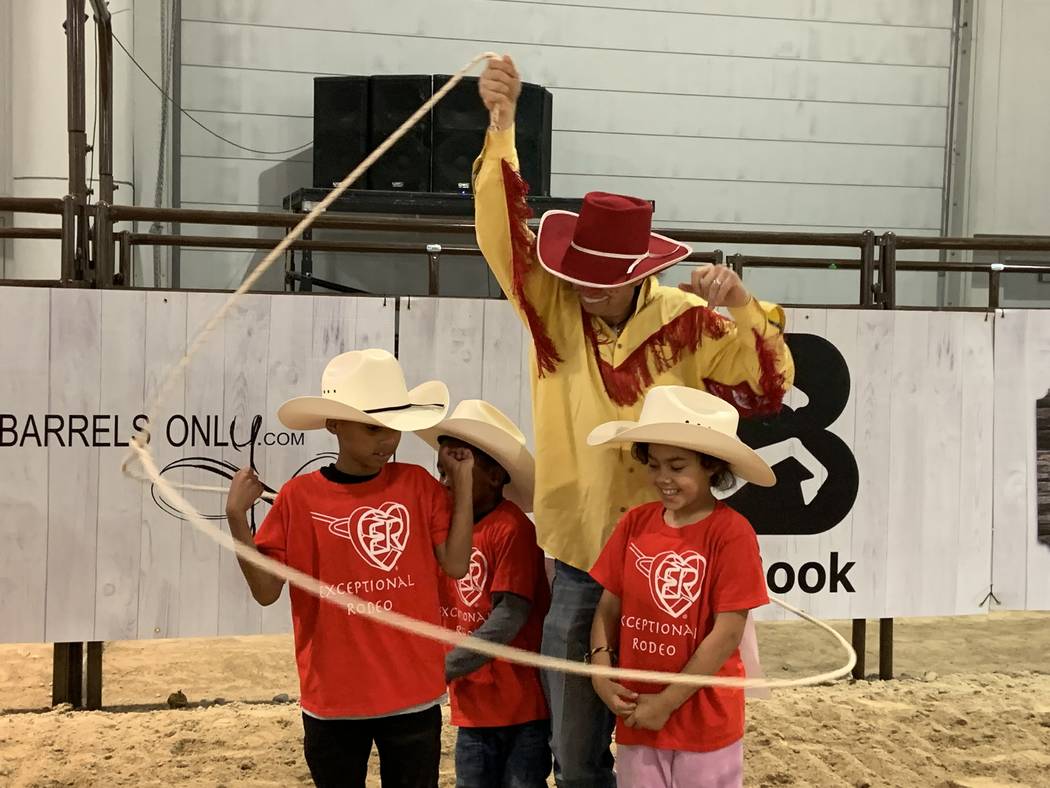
[312,76,369,189]
[430,76,553,195]
[516,83,553,197]
[431,75,486,194]
[368,75,433,191]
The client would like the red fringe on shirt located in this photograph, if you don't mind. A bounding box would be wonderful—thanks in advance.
[583,305,732,407]
[703,329,788,418]
[501,159,562,376]
[584,306,788,416]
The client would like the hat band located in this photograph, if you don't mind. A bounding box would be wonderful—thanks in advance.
[363,402,445,415]
[569,241,652,276]
[569,240,650,260]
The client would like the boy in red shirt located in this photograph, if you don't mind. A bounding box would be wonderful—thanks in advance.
[417,400,552,787]
[225,349,475,788]
[586,386,775,788]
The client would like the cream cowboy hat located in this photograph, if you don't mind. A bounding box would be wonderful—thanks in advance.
[416,400,536,513]
[278,349,449,432]
[587,386,776,487]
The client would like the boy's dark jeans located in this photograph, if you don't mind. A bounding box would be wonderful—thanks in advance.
[454,718,552,788]
[302,705,441,787]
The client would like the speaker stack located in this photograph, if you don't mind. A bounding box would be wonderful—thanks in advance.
[312,74,553,196]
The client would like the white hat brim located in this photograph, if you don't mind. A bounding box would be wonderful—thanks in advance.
[416,418,535,513]
[587,420,775,487]
[277,380,450,433]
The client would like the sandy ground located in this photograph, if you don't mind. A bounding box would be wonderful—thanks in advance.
[1,612,1048,787]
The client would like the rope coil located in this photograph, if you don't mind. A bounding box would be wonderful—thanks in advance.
[121,53,856,690]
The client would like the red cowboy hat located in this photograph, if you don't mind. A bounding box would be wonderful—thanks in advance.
[535,192,692,288]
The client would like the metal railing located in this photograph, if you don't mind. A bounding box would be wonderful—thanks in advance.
[5,195,1050,307]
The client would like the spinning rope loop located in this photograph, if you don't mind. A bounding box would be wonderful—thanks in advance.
[121,52,857,690]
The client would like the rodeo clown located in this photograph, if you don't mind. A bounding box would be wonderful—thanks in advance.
[473,55,795,787]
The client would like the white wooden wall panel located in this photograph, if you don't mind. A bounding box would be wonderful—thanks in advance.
[93,291,147,641]
[217,295,270,636]
[176,292,226,638]
[480,300,527,434]
[6,290,1036,645]
[398,298,487,474]
[819,309,860,621]
[994,311,1050,611]
[137,292,188,638]
[956,314,995,613]
[0,288,50,643]
[44,289,102,642]
[847,311,895,618]
[175,0,954,294]
[258,295,312,633]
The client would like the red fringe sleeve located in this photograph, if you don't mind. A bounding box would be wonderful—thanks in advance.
[500,159,562,376]
[702,329,788,418]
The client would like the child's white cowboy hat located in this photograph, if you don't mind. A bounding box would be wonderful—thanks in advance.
[587,385,776,487]
[278,349,449,432]
[416,400,536,512]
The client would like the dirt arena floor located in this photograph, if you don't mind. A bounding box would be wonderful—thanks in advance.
[1,612,1048,787]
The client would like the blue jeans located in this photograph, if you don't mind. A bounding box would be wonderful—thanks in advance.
[454,719,552,788]
[541,560,616,788]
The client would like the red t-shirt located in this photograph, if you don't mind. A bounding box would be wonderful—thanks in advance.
[590,501,769,753]
[439,501,550,727]
[255,464,451,718]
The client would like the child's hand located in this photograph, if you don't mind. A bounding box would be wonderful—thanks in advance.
[226,466,264,518]
[624,692,676,731]
[439,445,475,490]
[592,677,638,717]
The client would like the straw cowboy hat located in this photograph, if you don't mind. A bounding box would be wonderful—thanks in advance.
[416,400,536,512]
[278,349,449,432]
[587,386,776,487]
[536,191,692,288]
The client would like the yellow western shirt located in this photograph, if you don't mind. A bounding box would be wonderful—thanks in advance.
[474,126,795,571]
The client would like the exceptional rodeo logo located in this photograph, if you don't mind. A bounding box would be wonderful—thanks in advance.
[630,543,706,619]
[313,504,412,572]
[727,333,861,595]
[457,548,488,607]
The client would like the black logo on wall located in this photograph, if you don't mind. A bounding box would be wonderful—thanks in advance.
[727,333,860,536]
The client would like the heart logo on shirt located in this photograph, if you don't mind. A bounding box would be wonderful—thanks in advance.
[631,544,706,619]
[312,503,411,572]
[456,548,488,608]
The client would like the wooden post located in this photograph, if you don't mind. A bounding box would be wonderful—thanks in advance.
[86,642,103,709]
[851,619,866,680]
[879,618,894,680]
[52,642,84,707]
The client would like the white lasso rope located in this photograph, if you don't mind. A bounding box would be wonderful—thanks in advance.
[122,53,856,690]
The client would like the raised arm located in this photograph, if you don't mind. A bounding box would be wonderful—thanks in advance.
[226,467,286,606]
[680,265,794,418]
[474,55,567,374]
